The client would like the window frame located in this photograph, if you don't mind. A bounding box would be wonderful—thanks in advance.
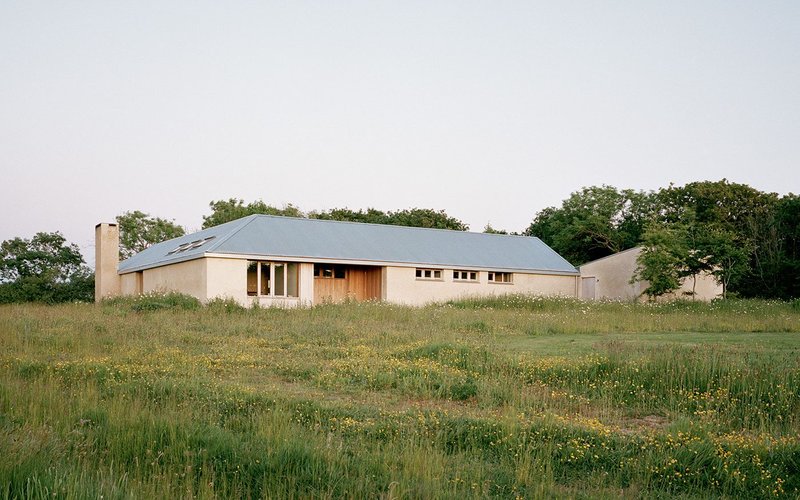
[247,261,299,298]
[314,264,347,279]
[452,270,479,282]
[487,271,513,284]
[415,268,443,281]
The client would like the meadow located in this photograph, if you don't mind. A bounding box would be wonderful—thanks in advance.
[1,295,799,499]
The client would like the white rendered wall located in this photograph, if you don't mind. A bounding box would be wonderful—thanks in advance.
[142,259,208,301]
[382,266,578,306]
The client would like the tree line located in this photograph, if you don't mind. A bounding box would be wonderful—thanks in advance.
[525,180,799,300]
[1,179,797,303]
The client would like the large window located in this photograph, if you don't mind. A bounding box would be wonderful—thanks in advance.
[247,261,299,297]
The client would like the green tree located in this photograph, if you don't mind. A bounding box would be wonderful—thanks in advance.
[773,194,800,298]
[386,208,468,230]
[311,207,468,231]
[704,226,752,299]
[0,232,94,303]
[633,224,685,300]
[657,179,779,297]
[526,186,656,265]
[483,223,508,234]
[202,199,304,229]
[309,208,390,225]
[116,211,186,259]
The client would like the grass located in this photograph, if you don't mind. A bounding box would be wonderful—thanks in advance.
[1,295,799,498]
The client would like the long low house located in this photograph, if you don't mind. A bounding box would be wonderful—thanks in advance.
[95,215,581,306]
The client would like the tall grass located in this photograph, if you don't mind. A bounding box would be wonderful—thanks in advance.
[1,296,799,498]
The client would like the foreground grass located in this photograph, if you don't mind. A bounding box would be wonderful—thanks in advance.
[1,296,799,498]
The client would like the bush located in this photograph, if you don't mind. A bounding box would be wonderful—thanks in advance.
[205,297,245,313]
[103,291,201,311]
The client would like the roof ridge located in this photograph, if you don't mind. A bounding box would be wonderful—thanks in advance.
[203,215,260,254]
[250,214,535,239]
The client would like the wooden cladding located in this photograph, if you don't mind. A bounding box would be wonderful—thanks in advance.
[314,265,382,303]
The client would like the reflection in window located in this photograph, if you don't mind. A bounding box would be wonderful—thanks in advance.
[274,263,285,296]
[314,264,346,279]
[247,262,258,296]
[260,261,270,295]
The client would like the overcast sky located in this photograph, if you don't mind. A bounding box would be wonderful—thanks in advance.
[1,1,798,261]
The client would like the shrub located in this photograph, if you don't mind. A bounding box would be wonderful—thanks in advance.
[205,297,245,313]
[103,291,201,311]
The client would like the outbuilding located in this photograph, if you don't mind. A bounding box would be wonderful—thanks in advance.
[579,247,722,301]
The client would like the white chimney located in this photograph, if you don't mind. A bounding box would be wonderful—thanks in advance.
[95,223,121,301]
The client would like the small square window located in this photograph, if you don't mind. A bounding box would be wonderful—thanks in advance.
[416,268,443,281]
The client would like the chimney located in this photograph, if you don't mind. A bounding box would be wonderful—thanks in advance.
[95,223,121,301]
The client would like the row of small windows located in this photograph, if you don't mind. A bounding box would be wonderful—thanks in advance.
[416,268,513,283]
[415,269,442,280]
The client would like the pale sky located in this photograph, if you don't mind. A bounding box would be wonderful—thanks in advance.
[1,1,798,262]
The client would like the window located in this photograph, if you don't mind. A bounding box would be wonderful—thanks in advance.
[415,268,442,280]
[167,236,215,255]
[488,271,513,283]
[247,261,299,297]
[453,270,478,282]
[314,264,346,279]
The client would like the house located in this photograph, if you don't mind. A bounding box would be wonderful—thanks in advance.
[578,247,722,301]
[95,215,581,306]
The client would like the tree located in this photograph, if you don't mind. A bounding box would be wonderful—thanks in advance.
[525,186,656,265]
[116,211,186,259]
[386,208,468,230]
[309,208,391,225]
[202,199,303,229]
[311,207,468,231]
[633,223,685,300]
[704,226,751,299]
[483,223,508,235]
[657,180,779,297]
[0,232,94,303]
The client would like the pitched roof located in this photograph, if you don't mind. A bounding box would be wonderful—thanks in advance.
[118,215,578,275]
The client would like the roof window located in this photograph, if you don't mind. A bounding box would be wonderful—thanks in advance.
[167,236,215,255]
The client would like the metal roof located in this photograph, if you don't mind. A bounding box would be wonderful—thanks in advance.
[118,215,579,275]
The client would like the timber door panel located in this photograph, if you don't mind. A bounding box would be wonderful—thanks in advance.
[313,265,382,303]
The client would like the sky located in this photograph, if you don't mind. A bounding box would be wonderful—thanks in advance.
[1,1,798,263]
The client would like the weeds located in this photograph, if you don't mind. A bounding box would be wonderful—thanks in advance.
[1,298,798,498]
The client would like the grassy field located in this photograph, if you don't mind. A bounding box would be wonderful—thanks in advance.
[1,295,799,499]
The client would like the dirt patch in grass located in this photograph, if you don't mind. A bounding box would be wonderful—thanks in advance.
[618,414,671,434]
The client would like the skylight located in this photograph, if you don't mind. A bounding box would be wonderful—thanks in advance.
[166,236,215,255]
